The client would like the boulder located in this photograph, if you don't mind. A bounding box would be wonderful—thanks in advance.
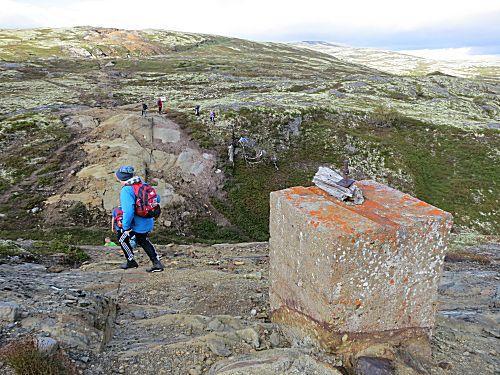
[206,337,232,357]
[0,302,20,322]
[236,328,260,348]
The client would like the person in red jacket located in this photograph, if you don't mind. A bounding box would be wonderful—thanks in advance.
[157,98,163,114]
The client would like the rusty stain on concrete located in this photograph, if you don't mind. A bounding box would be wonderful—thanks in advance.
[269,180,453,354]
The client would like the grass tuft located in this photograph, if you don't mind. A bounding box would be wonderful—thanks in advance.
[0,337,76,375]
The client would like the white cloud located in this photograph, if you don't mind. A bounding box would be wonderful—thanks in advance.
[0,0,499,45]
[401,47,500,62]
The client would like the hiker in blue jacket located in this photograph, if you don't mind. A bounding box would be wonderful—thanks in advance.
[115,166,164,272]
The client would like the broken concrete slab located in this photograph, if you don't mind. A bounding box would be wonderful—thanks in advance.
[269,181,453,354]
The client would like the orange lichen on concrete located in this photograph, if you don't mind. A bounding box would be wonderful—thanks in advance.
[277,181,451,238]
[269,180,453,353]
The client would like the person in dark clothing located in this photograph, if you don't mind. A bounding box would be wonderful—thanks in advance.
[115,165,164,272]
[194,105,200,116]
[141,103,148,116]
[157,98,163,114]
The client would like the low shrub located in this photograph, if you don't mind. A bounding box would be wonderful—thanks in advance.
[32,239,90,266]
[0,337,76,375]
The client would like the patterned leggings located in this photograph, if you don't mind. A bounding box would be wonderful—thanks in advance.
[118,231,159,262]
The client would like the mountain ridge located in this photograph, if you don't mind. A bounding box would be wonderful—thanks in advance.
[293,41,500,79]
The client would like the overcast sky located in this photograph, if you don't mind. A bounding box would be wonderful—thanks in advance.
[1,0,499,55]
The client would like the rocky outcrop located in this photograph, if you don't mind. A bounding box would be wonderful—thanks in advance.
[209,349,343,374]
[45,111,223,227]
[0,261,119,364]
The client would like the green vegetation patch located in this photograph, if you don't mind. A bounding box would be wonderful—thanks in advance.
[0,228,107,246]
[211,108,499,240]
[190,218,244,243]
[32,239,90,266]
[0,240,24,258]
[0,112,71,189]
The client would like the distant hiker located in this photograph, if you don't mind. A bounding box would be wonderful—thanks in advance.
[209,110,216,123]
[141,103,148,116]
[195,105,200,116]
[104,237,118,247]
[157,98,163,114]
[114,166,164,272]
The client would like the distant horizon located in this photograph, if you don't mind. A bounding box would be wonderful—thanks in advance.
[1,0,498,59]
[1,24,499,62]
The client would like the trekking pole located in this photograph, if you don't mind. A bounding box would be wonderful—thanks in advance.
[150,117,154,147]
[148,117,154,182]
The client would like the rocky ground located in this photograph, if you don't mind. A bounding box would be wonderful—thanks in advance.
[0,236,497,374]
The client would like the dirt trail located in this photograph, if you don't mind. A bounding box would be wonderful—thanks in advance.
[77,242,293,374]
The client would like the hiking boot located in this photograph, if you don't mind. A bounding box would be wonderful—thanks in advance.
[120,259,139,270]
[146,260,164,273]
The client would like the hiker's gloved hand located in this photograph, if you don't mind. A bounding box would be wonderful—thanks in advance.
[124,229,132,236]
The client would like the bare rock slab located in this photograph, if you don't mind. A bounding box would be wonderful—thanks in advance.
[269,181,453,353]
[209,348,342,375]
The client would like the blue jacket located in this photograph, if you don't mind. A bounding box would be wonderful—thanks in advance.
[120,185,160,233]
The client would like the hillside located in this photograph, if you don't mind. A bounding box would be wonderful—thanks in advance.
[294,41,500,81]
[0,27,499,243]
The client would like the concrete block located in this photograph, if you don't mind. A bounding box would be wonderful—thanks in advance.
[269,181,453,353]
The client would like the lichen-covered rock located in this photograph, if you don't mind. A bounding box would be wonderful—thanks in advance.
[44,112,220,227]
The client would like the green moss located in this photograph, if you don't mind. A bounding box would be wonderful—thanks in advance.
[190,218,244,242]
[371,104,405,127]
[32,239,90,265]
[0,228,107,246]
[0,113,71,186]
[37,163,61,176]
[0,240,23,258]
[167,111,217,149]
[67,202,91,224]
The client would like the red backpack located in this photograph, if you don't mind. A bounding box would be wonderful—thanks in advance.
[113,207,124,228]
[132,183,161,218]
